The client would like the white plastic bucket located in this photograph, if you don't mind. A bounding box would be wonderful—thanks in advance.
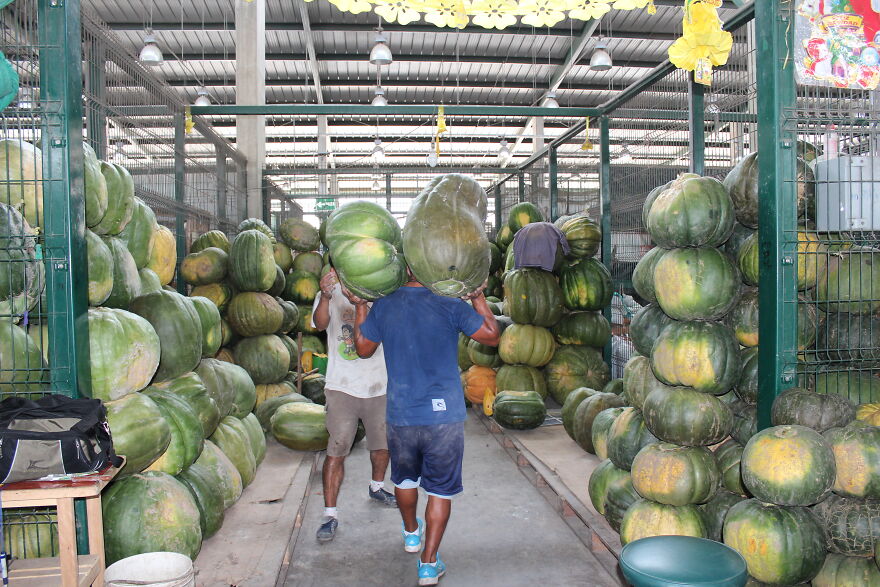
[104,552,195,587]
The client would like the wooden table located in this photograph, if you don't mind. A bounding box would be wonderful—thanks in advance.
[1,464,121,587]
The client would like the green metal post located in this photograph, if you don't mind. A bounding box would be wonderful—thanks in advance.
[688,78,705,175]
[517,171,525,203]
[599,116,613,364]
[756,0,798,430]
[38,0,91,554]
[548,146,558,222]
[85,36,106,158]
[385,174,392,211]
[174,113,187,294]
[493,184,502,237]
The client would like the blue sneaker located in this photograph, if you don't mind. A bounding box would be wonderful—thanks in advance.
[417,554,446,586]
[402,518,424,553]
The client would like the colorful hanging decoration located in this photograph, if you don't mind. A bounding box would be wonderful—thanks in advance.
[304,0,655,29]
[434,105,447,156]
[184,106,194,135]
[581,117,594,151]
[667,0,733,86]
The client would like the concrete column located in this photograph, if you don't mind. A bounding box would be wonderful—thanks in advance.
[235,0,266,219]
[317,116,329,196]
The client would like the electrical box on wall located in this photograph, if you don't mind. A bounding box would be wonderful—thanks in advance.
[815,155,880,232]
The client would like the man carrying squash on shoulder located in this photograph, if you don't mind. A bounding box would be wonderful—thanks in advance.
[311,268,397,544]
[345,272,499,586]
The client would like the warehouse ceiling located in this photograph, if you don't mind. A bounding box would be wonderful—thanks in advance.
[84,0,753,172]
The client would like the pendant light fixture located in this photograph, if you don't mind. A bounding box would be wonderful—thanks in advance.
[371,178,382,191]
[426,150,439,168]
[498,138,511,158]
[194,86,211,107]
[371,86,387,106]
[542,91,560,108]
[590,40,612,71]
[139,31,164,66]
[371,137,386,161]
[369,29,393,66]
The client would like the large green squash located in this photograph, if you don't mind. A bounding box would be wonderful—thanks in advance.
[237,217,275,242]
[297,304,319,334]
[630,443,720,506]
[651,320,741,395]
[191,282,235,314]
[730,400,758,445]
[0,201,42,320]
[653,247,740,321]
[716,438,749,496]
[255,391,312,432]
[816,248,880,314]
[190,296,222,358]
[284,270,320,304]
[492,390,546,430]
[497,324,556,367]
[300,373,326,405]
[641,174,699,228]
[78,307,159,401]
[279,218,320,252]
[604,470,641,533]
[458,333,473,370]
[227,292,284,337]
[117,198,157,270]
[502,268,564,327]
[82,143,107,228]
[643,385,733,446]
[723,499,826,585]
[229,229,277,292]
[824,421,880,499]
[466,338,501,368]
[620,499,707,546]
[588,459,630,516]
[771,387,855,433]
[177,462,225,539]
[815,370,880,405]
[129,290,203,382]
[735,347,759,404]
[646,175,735,248]
[195,358,247,418]
[722,222,754,258]
[488,242,503,273]
[544,344,610,405]
[813,553,880,586]
[138,268,162,296]
[817,313,880,366]
[241,413,267,465]
[561,387,594,439]
[738,231,826,291]
[181,247,228,286]
[150,371,220,438]
[210,416,257,487]
[496,364,547,400]
[195,440,242,508]
[813,493,880,557]
[271,402,330,450]
[607,407,658,471]
[191,230,230,254]
[102,471,202,565]
[3,512,59,560]
[631,247,667,303]
[622,354,674,411]
[85,228,113,306]
[273,243,294,272]
[591,406,626,461]
[102,236,141,309]
[496,224,514,250]
[143,388,204,476]
[403,174,490,297]
[276,298,300,335]
[572,392,626,453]
[628,303,673,357]
[559,257,612,311]
[724,152,815,227]
[551,311,610,348]
[507,201,544,232]
[725,287,760,347]
[699,489,746,542]
[292,251,324,276]
[560,216,601,258]
[91,161,135,235]
[105,392,171,476]
[324,201,406,300]
[234,334,289,385]
[0,140,43,229]
[742,425,835,506]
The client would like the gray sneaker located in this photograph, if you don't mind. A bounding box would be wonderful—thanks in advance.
[316,516,338,542]
[369,487,398,507]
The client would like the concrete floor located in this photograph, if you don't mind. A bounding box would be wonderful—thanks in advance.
[283,413,619,587]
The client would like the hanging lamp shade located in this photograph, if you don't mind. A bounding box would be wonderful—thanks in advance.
[426,151,439,167]
[372,138,386,160]
[194,87,211,107]
[590,41,612,71]
[542,91,560,108]
[498,138,511,158]
[139,34,164,66]
[371,178,382,191]
[369,34,393,66]
[371,86,387,106]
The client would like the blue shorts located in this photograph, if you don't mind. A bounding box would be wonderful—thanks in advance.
[386,421,465,498]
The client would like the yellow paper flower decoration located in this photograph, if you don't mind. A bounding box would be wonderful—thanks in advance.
[374,0,424,24]
[519,0,567,27]
[668,26,733,70]
[326,0,373,12]
[568,0,612,21]
[424,0,470,28]
[470,0,519,29]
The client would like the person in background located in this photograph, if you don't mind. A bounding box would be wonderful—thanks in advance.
[311,268,397,544]
[345,272,499,586]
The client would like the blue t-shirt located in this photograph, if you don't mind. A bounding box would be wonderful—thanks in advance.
[360,286,484,426]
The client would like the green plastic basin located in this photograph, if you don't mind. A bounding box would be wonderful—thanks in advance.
[619,536,748,587]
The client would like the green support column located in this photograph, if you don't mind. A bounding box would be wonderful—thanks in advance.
[688,78,705,175]
[549,146,558,222]
[493,184,502,237]
[174,113,187,294]
[517,171,525,203]
[599,116,613,364]
[38,0,91,554]
[756,0,798,430]
[385,174,392,212]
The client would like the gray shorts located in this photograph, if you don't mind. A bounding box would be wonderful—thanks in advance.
[325,389,388,457]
